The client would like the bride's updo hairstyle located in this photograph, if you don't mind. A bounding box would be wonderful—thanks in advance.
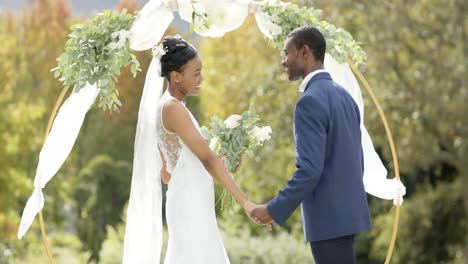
[160,35,198,82]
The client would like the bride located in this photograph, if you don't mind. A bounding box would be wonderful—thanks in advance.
[123,35,257,263]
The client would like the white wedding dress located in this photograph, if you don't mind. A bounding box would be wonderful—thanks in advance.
[156,91,230,264]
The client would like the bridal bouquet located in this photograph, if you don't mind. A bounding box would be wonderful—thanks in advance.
[201,106,272,173]
[201,105,272,209]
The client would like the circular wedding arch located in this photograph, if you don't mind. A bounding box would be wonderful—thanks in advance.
[20,1,402,263]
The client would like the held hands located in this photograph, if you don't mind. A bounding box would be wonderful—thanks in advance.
[242,200,256,216]
[250,204,275,231]
[242,201,275,231]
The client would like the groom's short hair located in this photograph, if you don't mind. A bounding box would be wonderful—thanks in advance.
[288,26,326,63]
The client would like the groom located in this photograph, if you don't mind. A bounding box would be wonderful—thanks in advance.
[250,26,371,264]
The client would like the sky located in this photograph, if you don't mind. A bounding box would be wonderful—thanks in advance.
[0,0,191,34]
[0,0,148,16]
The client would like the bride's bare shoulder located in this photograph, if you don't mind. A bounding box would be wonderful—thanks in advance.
[162,99,191,129]
[162,98,187,116]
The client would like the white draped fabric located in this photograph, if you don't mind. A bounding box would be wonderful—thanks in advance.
[129,0,173,51]
[122,57,165,263]
[17,84,99,239]
[324,54,406,206]
[18,0,405,248]
[189,0,249,37]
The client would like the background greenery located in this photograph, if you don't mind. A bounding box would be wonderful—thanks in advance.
[0,0,466,263]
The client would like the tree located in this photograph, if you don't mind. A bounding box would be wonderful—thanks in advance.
[200,0,466,262]
[73,155,131,262]
[0,1,83,261]
[371,178,465,263]
[304,0,467,260]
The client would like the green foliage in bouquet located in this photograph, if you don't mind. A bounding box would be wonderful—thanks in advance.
[261,1,367,65]
[201,105,272,210]
[52,9,140,111]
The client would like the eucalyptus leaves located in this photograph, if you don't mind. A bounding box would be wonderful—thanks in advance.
[52,9,140,111]
[261,1,367,65]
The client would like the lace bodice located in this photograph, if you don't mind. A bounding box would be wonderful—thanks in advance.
[156,92,184,174]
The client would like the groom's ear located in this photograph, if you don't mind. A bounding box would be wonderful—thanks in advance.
[301,44,312,58]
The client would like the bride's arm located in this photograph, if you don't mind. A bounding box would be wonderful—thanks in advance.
[159,148,171,184]
[162,100,254,211]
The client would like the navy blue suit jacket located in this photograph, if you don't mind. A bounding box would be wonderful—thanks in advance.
[267,72,371,242]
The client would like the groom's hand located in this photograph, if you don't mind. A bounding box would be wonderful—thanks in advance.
[250,205,275,226]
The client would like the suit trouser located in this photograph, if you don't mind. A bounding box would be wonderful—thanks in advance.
[310,235,356,264]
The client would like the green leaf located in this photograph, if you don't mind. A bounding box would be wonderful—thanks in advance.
[52,10,138,112]
[261,1,366,64]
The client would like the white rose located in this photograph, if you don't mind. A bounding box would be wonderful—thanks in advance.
[209,137,220,152]
[269,23,282,37]
[111,31,120,39]
[108,42,119,50]
[258,126,272,142]
[248,126,262,138]
[111,30,131,41]
[256,12,282,38]
[152,43,167,58]
[224,114,242,129]
[108,30,131,50]
[118,30,131,41]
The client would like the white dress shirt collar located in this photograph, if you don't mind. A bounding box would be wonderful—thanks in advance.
[298,69,328,93]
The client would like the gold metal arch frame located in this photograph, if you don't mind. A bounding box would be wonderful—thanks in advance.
[347,57,401,264]
[36,52,401,264]
[38,85,70,264]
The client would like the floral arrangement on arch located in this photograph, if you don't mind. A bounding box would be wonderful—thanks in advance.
[51,1,368,112]
[257,1,367,65]
[52,9,139,111]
